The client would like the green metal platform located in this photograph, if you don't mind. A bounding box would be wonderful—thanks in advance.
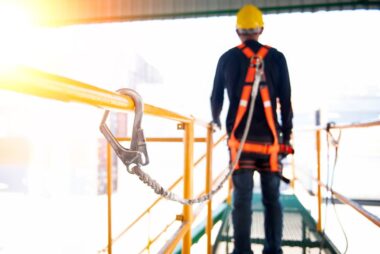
[212,193,339,254]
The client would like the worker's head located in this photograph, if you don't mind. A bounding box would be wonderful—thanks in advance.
[236,4,264,42]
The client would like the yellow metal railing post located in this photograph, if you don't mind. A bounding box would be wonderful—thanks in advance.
[107,143,113,254]
[205,124,213,254]
[316,129,323,232]
[291,157,296,189]
[183,121,194,253]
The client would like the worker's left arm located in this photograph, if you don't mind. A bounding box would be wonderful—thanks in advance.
[277,52,293,143]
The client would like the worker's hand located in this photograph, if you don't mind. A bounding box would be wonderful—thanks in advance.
[284,140,294,153]
[210,118,221,131]
[279,140,294,161]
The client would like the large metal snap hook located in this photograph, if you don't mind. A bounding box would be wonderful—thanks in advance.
[249,56,264,73]
[99,88,149,173]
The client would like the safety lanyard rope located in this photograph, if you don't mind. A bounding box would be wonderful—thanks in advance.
[321,123,348,253]
[100,46,267,205]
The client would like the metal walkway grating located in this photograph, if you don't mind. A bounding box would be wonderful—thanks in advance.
[213,193,339,254]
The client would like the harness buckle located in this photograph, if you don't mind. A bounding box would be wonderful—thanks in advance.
[99,88,149,173]
[250,56,264,70]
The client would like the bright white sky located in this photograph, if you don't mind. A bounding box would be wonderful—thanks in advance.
[0,9,379,125]
[2,9,379,120]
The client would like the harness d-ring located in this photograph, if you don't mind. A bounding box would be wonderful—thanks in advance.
[99,88,149,173]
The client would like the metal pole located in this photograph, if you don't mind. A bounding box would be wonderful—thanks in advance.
[316,129,322,232]
[107,143,113,254]
[206,125,213,254]
[315,110,323,232]
[182,121,194,253]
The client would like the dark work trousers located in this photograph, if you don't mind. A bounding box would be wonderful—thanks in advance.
[231,169,283,254]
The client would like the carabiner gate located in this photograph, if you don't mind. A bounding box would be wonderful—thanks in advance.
[99,88,149,173]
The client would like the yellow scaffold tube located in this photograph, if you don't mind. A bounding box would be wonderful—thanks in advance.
[182,121,194,253]
[107,143,113,254]
[0,65,192,123]
[205,124,213,254]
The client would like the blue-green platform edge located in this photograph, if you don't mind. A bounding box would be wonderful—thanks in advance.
[174,193,340,254]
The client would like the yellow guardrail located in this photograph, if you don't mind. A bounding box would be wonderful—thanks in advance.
[0,65,224,254]
[0,65,192,122]
[2,65,379,254]
[294,121,380,232]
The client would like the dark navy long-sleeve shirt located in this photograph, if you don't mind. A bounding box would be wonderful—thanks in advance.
[210,40,293,143]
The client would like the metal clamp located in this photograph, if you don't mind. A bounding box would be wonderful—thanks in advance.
[99,88,149,173]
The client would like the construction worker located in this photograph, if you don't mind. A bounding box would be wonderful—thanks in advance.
[210,4,293,254]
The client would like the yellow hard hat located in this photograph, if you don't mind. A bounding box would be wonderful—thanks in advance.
[236,4,264,30]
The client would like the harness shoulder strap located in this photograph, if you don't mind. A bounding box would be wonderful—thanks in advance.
[260,85,279,170]
[237,43,254,58]
[228,44,270,169]
[231,44,270,135]
[229,44,294,173]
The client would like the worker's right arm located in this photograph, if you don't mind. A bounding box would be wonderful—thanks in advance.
[210,56,225,129]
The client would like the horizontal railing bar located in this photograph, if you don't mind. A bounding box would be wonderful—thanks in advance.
[296,170,380,228]
[0,65,192,122]
[294,120,380,132]
[329,120,380,130]
[339,198,380,207]
[324,183,380,228]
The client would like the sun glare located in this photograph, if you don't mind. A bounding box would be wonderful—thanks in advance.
[0,2,35,66]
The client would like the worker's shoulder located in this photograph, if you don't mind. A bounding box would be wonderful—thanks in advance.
[264,45,283,57]
[219,43,286,62]
[218,46,242,64]
[222,46,241,57]
[261,45,287,66]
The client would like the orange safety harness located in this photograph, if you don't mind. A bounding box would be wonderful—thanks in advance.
[228,43,294,172]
